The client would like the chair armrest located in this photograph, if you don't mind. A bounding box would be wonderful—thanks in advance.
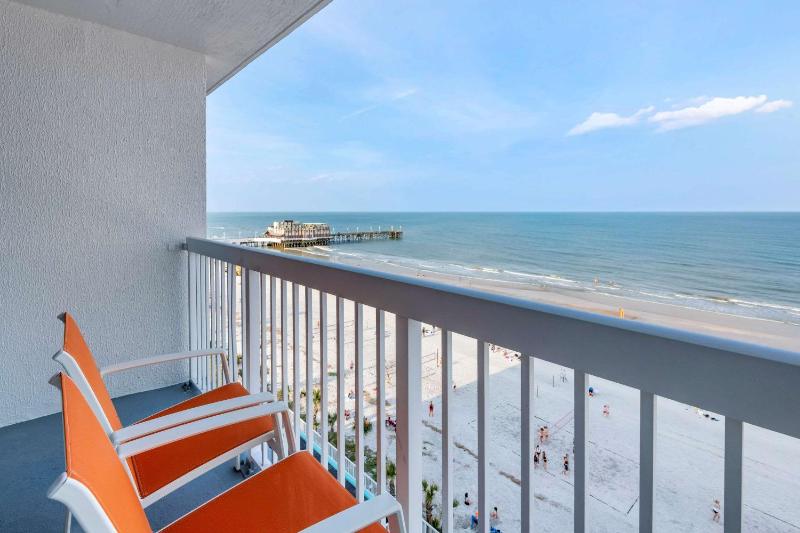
[300,493,405,533]
[116,401,288,458]
[100,349,227,376]
[111,391,275,445]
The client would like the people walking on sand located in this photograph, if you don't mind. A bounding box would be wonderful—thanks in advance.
[603,404,610,417]
[538,426,545,443]
[464,492,471,506]
[542,451,548,470]
[534,450,540,467]
[543,426,550,441]
[470,510,479,529]
[712,499,721,522]
[491,506,499,520]
[563,453,570,476]
[428,401,434,417]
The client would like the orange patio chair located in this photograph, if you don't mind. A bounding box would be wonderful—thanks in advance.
[52,313,282,507]
[48,373,405,533]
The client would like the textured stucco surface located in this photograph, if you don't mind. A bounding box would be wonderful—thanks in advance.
[9,0,331,92]
[0,1,206,426]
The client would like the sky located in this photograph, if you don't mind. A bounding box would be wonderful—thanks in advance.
[207,1,800,212]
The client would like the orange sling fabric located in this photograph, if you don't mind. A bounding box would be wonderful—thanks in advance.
[129,383,275,497]
[163,452,384,533]
[60,374,152,533]
[63,312,123,431]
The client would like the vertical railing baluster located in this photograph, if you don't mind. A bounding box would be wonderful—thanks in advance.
[441,329,453,531]
[521,355,534,533]
[355,302,365,501]
[261,274,268,393]
[202,257,208,390]
[188,253,197,383]
[210,259,217,388]
[336,296,346,485]
[376,309,386,494]
[320,292,329,470]
[240,267,247,385]
[724,418,743,533]
[280,280,288,403]
[477,340,489,533]
[292,282,301,451]
[396,316,422,533]
[245,269,260,392]
[227,263,237,382]
[306,287,314,455]
[216,260,223,387]
[640,391,656,533]
[221,262,229,384]
[270,276,277,394]
[574,371,587,533]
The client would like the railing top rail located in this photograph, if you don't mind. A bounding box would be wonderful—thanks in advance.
[187,237,800,439]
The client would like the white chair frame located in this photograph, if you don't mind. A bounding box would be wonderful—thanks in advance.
[48,402,406,533]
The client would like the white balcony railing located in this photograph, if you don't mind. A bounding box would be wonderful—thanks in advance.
[185,237,800,533]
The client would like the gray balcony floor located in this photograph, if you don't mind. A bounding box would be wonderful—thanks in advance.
[0,383,247,532]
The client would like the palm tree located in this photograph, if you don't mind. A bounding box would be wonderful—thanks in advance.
[386,460,397,496]
[312,388,322,430]
[422,479,439,525]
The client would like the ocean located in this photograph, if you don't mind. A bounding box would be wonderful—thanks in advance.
[208,212,800,325]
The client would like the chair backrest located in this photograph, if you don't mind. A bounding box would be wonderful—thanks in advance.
[53,313,123,434]
[47,374,151,533]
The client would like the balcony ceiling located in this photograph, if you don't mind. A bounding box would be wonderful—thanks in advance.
[11,0,331,93]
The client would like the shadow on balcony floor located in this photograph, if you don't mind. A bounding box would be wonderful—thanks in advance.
[0,383,247,532]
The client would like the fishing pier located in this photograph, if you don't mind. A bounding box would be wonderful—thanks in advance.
[234,220,402,249]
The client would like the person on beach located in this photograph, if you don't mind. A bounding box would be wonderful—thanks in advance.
[464,492,471,506]
[563,454,570,476]
[603,404,610,417]
[429,401,434,417]
[491,507,499,520]
[588,386,594,397]
[534,450,540,467]
[543,426,550,441]
[471,511,479,529]
[538,426,544,443]
[712,499,721,522]
[542,451,548,470]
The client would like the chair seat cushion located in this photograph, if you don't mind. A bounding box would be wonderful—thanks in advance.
[130,383,274,497]
[162,452,383,533]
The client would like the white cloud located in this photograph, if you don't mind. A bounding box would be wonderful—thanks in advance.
[567,106,654,136]
[649,95,767,130]
[755,99,793,113]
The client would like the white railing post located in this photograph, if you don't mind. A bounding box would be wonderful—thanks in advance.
[724,418,743,533]
[477,340,490,533]
[521,355,534,533]
[396,316,422,533]
[292,282,301,451]
[280,280,288,402]
[306,287,314,454]
[244,269,261,392]
[270,276,277,394]
[188,253,197,351]
[227,263,236,382]
[376,309,386,494]
[574,371,587,533]
[261,273,268,393]
[639,391,657,533]
[441,330,453,532]
[320,292,329,470]
[355,302,365,501]
[336,297,346,485]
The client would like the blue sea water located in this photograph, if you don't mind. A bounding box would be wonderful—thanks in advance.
[207,212,800,324]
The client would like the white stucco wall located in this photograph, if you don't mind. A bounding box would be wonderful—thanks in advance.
[0,1,206,426]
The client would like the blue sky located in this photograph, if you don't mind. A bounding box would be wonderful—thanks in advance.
[207,1,799,212]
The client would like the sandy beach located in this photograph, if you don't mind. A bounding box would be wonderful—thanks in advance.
[261,251,800,532]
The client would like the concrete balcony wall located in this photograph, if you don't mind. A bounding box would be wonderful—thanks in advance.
[0,0,206,426]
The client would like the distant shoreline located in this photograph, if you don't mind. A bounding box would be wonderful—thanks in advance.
[286,246,800,352]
